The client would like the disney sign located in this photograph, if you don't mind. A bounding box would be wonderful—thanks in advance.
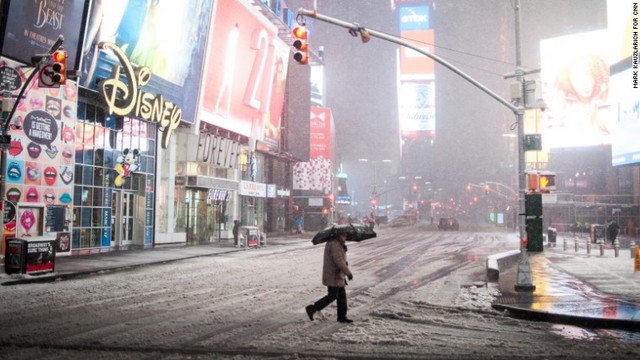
[98,42,182,149]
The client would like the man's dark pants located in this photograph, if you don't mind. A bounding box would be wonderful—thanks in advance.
[312,286,348,320]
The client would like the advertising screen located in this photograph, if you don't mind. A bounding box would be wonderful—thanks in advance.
[398,80,435,140]
[79,0,213,125]
[201,0,289,149]
[608,0,640,165]
[0,0,89,71]
[540,30,612,148]
[397,4,436,141]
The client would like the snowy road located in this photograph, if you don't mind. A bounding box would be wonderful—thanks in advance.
[1,226,639,359]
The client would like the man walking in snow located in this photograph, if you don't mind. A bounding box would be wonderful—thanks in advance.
[305,231,354,323]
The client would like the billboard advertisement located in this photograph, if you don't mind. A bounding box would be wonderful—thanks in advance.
[79,0,213,125]
[609,0,640,165]
[398,80,435,140]
[397,4,436,141]
[0,0,90,71]
[399,29,435,77]
[540,30,612,148]
[293,107,333,193]
[201,0,289,151]
[1,56,76,253]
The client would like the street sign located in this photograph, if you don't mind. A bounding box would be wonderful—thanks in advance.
[38,64,60,88]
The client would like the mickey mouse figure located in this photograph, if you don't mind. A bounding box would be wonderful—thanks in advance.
[114,148,140,187]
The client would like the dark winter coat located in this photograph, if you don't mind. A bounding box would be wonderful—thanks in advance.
[232,221,240,236]
[322,238,352,287]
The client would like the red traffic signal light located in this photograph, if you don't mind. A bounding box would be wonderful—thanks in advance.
[51,50,67,84]
[292,26,308,64]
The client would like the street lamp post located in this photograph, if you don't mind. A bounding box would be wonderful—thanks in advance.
[359,159,391,217]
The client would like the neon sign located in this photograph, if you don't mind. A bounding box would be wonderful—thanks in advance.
[98,42,182,149]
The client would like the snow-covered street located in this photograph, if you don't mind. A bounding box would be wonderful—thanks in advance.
[1,227,639,359]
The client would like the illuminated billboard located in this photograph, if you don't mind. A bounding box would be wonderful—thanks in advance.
[79,0,213,125]
[540,30,612,148]
[397,4,436,141]
[201,0,289,149]
[609,0,640,166]
[398,80,435,139]
[0,0,89,71]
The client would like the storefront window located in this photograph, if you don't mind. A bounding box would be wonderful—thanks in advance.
[74,90,157,251]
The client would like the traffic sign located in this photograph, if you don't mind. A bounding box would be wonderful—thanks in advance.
[38,64,60,88]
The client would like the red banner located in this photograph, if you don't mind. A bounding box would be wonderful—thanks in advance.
[310,107,332,159]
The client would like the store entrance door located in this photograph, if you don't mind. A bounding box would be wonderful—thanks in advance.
[111,190,135,248]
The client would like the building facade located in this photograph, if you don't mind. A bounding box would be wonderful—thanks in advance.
[1,0,308,260]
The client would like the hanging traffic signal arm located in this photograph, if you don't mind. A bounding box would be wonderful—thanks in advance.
[295,8,517,113]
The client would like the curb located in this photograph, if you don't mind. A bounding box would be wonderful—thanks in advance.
[0,240,309,286]
[492,303,640,331]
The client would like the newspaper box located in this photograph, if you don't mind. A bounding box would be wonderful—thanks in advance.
[239,226,260,248]
[5,236,56,275]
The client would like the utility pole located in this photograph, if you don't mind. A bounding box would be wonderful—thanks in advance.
[503,0,536,291]
[295,6,534,290]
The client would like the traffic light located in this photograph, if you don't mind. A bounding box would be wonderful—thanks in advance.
[51,49,67,84]
[525,193,542,217]
[526,217,543,252]
[292,26,308,64]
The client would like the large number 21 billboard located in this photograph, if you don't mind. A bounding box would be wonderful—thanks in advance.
[200,0,289,151]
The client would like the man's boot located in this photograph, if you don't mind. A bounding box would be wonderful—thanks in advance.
[305,305,315,321]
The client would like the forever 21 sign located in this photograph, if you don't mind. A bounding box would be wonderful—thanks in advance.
[196,132,241,170]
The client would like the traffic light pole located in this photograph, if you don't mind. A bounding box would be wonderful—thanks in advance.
[296,8,526,232]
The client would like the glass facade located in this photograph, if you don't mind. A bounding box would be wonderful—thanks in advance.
[73,92,157,252]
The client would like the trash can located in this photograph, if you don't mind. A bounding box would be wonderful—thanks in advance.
[547,227,557,245]
[5,236,56,275]
[590,224,605,243]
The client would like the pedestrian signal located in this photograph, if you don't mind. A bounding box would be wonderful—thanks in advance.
[527,172,556,193]
[539,174,556,193]
[292,26,308,64]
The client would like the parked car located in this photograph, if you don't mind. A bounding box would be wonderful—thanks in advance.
[438,217,459,231]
